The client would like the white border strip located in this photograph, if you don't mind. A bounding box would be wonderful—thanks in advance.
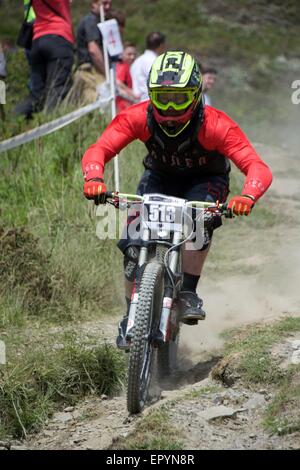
[0,96,112,153]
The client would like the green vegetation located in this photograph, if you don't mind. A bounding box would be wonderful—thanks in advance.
[264,367,300,436]
[217,317,300,435]
[111,408,184,450]
[222,316,300,384]
[0,336,125,438]
[0,0,299,444]
[0,46,138,437]
[2,0,300,61]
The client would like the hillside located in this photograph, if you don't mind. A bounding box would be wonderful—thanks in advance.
[1,0,300,146]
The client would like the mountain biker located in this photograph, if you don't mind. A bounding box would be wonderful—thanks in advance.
[81,51,273,347]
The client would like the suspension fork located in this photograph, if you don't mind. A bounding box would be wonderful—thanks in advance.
[126,228,150,338]
[158,231,182,342]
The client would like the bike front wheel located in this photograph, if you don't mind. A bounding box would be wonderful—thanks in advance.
[127,261,164,414]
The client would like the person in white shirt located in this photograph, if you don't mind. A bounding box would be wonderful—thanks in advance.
[131,32,166,102]
[201,66,218,106]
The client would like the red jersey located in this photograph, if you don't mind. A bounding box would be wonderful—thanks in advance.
[116,61,133,113]
[82,102,272,201]
[32,0,74,45]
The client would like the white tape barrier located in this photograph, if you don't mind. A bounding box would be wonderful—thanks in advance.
[0,95,112,153]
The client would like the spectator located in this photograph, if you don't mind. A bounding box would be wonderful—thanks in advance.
[201,66,218,106]
[15,0,75,118]
[131,32,166,102]
[116,42,139,113]
[70,0,110,105]
[31,0,74,111]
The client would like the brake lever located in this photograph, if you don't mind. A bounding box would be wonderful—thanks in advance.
[220,203,234,219]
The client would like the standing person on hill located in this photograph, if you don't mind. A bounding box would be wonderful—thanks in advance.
[70,0,112,105]
[131,32,166,102]
[29,0,75,113]
[116,42,139,113]
[81,51,273,348]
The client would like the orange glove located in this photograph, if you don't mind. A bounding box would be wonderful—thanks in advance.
[83,178,107,205]
[227,195,255,216]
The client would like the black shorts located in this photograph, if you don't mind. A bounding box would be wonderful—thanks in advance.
[118,170,230,254]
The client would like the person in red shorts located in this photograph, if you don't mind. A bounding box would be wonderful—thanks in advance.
[116,42,140,113]
[30,0,75,113]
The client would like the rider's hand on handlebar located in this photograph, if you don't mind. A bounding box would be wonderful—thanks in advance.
[227,194,255,216]
[83,178,107,205]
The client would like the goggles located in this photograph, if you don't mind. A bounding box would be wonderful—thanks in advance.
[149,88,197,111]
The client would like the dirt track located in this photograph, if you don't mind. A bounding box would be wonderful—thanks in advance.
[25,143,300,450]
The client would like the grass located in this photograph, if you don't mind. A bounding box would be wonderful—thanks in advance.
[111,408,184,450]
[112,0,300,63]
[0,334,125,439]
[2,1,300,62]
[215,316,300,436]
[264,367,300,436]
[221,316,300,384]
[0,0,299,445]
[0,47,135,440]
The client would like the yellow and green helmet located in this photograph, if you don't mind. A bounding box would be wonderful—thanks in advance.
[148,51,203,137]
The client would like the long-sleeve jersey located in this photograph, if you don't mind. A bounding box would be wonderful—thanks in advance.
[82,101,272,201]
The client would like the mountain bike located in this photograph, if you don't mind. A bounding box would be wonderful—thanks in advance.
[105,191,232,414]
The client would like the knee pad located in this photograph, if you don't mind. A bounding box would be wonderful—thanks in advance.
[123,246,139,282]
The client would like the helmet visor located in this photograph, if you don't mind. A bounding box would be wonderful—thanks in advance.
[150,89,196,111]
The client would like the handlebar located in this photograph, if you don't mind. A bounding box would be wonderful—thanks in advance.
[104,191,233,218]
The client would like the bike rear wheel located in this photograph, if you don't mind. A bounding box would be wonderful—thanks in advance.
[127,261,164,414]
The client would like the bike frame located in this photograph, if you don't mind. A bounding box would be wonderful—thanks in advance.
[106,191,230,345]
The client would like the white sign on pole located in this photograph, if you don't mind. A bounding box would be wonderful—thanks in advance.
[98,19,124,58]
[0,80,6,104]
[0,340,6,364]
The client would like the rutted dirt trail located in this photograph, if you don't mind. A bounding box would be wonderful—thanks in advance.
[25,143,300,450]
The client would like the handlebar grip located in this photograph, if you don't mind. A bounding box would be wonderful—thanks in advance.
[221,203,234,218]
[105,191,114,201]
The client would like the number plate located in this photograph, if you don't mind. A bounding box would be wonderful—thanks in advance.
[142,194,185,233]
[98,19,124,57]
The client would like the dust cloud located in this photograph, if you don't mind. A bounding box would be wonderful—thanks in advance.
[180,139,300,366]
